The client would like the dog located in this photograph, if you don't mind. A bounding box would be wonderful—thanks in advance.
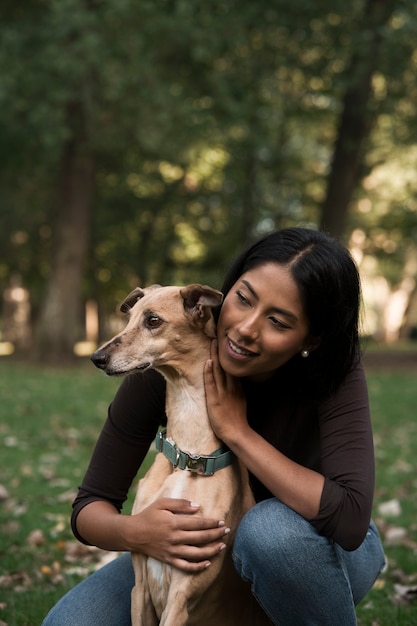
[91,284,271,626]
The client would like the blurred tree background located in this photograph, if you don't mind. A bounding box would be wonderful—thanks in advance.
[0,0,416,361]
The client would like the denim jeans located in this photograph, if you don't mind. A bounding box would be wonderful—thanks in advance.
[232,499,386,625]
[42,499,385,626]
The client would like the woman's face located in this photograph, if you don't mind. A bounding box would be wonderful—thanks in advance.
[217,262,315,381]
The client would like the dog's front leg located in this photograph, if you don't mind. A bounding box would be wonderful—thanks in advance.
[131,585,158,626]
[159,597,189,626]
[131,557,158,626]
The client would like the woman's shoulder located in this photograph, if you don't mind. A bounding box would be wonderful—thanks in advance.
[318,357,369,417]
[108,369,167,436]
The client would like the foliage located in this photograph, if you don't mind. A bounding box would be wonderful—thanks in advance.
[0,358,417,624]
[0,0,417,346]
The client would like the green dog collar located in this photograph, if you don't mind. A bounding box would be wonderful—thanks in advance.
[155,429,235,476]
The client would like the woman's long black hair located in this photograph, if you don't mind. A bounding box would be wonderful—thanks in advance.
[217,228,362,401]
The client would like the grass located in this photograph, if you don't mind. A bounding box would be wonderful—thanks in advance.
[0,359,417,625]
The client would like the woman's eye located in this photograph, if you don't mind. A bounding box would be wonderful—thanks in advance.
[146,314,162,329]
[236,290,249,305]
[270,317,290,330]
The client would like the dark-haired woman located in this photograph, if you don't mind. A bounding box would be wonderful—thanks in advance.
[43,228,385,626]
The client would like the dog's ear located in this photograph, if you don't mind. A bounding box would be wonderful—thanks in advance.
[180,284,223,336]
[120,287,145,313]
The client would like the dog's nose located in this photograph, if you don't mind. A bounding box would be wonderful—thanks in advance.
[91,350,109,370]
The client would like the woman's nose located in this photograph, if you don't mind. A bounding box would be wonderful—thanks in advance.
[236,313,258,339]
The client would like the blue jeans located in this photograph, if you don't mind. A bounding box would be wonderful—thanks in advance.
[42,500,385,626]
[232,500,386,625]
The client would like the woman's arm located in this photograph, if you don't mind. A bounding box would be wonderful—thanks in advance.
[204,343,374,550]
[309,361,375,549]
[72,370,230,572]
[204,355,324,520]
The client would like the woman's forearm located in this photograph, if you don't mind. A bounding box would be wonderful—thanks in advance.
[225,425,325,520]
[75,500,134,551]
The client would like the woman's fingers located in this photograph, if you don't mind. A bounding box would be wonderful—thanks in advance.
[130,498,232,572]
[167,540,228,572]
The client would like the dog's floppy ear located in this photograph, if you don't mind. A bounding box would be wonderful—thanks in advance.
[180,284,223,337]
[120,287,145,313]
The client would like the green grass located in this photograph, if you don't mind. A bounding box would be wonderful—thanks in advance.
[0,360,417,625]
[356,370,417,625]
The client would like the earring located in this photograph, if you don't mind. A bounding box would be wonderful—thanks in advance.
[301,349,309,358]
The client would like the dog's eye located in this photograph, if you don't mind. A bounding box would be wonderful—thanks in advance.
[145,314,163,329]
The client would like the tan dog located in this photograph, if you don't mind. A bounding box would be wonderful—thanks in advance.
[91,284,271,626]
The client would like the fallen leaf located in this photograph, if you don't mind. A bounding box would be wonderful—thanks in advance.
[64,540,98,561]
[384,526,407,545]
[27,528,46,547]
[378,499,402,517]
[392,583,417,605]
[40,565,53,576]
[373,579,385,590]
[0,572,32,592]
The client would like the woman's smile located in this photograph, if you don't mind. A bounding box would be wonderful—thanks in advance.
[226,336,258,360]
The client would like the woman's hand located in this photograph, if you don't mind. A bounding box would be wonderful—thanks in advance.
[76,498,231,574]
[204,339,249,444]
[125,498,230,572]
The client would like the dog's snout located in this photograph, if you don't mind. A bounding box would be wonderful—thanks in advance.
[91,350,109,370]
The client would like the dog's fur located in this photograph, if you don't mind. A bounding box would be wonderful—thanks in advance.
[91,284,271,626]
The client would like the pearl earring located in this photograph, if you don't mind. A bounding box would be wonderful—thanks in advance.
[301,349,309,358]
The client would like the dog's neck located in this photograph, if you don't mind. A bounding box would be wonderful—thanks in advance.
[158,364,221,456]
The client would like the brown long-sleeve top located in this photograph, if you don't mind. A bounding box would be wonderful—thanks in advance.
[72,359,375,552]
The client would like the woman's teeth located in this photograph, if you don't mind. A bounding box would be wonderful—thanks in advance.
[228,339,254,357]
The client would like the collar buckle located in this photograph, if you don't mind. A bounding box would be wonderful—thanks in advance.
[185,452,215,475]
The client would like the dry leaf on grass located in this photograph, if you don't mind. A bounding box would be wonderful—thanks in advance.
[0,485,9,501]
[377,498,402,518]
[392,584,417,605]
[0,572,33,592]
[27,529,46,547]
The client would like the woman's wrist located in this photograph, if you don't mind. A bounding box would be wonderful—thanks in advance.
[221,420,254,453]
[76,501,135,552]
[116,512,144,553]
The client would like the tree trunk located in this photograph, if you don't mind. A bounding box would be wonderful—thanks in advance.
[320,0,397,240]
[34,102,94,362]
[383,247,417,342]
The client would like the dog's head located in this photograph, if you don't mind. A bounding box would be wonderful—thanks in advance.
[91,283,223,377]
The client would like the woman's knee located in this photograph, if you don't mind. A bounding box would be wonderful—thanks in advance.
[233,499,314,577]
[42,553,134,626]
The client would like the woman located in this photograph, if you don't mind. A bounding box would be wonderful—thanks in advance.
[43,228,385,625]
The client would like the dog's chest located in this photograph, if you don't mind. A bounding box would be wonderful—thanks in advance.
[147,557,172,605]
[163,468,198,499]
[133,459,208,518]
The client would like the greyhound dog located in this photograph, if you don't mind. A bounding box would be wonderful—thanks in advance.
[91,284,271,626]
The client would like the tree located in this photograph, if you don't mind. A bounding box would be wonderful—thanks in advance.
[320,0,398,239]
[1,0,417,355]
[34,103,94,359]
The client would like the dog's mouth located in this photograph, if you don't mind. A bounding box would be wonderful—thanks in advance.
[105,361,152,376]
[135,362,152,372]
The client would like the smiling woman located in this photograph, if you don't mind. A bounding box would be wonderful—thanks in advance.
[216,263,316,381]
[42,228,385,626]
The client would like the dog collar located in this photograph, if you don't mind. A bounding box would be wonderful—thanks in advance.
[155,429,236,476]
